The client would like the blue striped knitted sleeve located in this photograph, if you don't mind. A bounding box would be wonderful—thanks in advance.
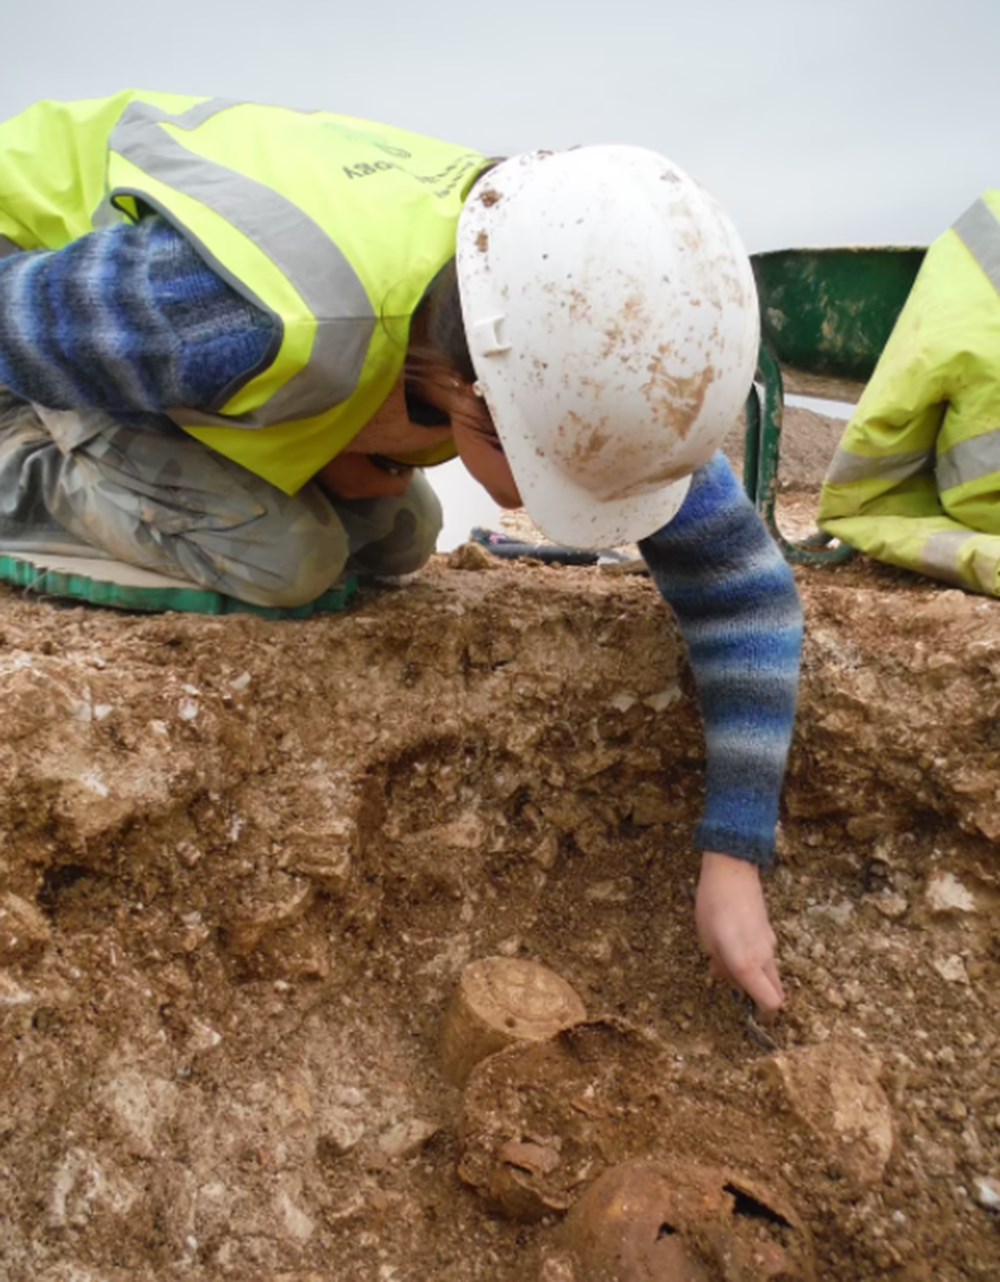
[0,216,277,412]
[638,452,803,867]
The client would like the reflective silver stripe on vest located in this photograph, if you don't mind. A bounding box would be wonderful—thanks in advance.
[0,235,20,258]
[110,99,374,426]
[825,444,932,487]
[921,529,1000,593]
[920,530,976,587]
[937,427,1000,493]
[954,198,1000,295]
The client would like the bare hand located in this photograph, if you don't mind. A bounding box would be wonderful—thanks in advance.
[695,851,785,1018]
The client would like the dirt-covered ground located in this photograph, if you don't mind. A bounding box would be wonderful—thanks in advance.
[0,414,997,1281]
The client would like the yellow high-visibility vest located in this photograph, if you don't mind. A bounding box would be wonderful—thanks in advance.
[0,91,485,493]
[818,192,1000,597]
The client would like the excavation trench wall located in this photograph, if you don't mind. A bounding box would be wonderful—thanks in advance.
[0,554,996,1281]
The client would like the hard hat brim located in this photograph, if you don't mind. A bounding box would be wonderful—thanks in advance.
[492,395,694,547]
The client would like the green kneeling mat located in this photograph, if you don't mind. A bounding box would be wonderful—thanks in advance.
[0,550,357,618]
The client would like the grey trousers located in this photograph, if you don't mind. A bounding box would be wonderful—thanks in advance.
[0,392,443,607]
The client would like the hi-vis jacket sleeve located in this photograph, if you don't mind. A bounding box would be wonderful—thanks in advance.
[0,91,199,254]
[818,191,1000,597]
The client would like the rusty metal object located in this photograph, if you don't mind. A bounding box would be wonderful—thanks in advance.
[458,1018,674,1221]
[557,1158,814,1281]
[487,1139,573,1222]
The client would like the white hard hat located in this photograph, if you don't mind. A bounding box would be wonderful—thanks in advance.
[455,146,760,547]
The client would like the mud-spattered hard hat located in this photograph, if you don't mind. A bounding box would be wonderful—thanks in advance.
[455,146,759,547]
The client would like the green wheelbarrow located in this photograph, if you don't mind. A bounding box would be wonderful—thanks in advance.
[744,246,926,564]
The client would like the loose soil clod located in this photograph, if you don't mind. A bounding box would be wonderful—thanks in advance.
[762,1041,895,1186]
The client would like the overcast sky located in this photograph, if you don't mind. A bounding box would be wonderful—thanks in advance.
[4,0,997,546]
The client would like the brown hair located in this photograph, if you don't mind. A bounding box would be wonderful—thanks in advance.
[407,157,505,384]
[411,258,476,383]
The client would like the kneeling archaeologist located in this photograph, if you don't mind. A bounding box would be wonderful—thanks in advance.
[820,191,1000,598]
[0,90,803,1017]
